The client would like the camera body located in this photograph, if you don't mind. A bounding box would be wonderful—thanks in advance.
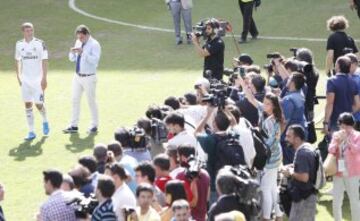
[129,126,147,149]
[192,18,228,38]
[201,84,228,109]
[151,118,168,144]
[67,194,99,219]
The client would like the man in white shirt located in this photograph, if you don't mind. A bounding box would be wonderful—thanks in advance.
[15,22,49,140]
[64,24,101,134]
[105,163,136,221]
[165,112,206,161]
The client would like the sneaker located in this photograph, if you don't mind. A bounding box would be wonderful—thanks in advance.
[43,122,50,136]
[63,126,78,134]
[25,132,36,141]
[87,127,98,134]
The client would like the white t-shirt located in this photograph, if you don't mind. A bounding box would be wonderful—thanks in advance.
[232,118,256,168]
[112,183,137,221]
[167,130,207,161]
[179,105,207,126]
[15,38,48,84]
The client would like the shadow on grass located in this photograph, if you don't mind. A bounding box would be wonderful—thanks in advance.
[318,193,352,220]
[65,133,97,153]
[8,137,47,161]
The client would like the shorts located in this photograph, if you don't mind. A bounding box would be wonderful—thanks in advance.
[21,81,44,104]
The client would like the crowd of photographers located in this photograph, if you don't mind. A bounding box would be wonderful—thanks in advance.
[1,14,359,221]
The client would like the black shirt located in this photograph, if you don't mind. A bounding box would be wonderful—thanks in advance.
[203,37,225,80]
[208,194,249,221]
[326,31,358,63]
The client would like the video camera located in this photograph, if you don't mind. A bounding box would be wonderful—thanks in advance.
[129,126,147,149]
[224,165,261,217]
[201,83,228,109]
[67,194,99,219]
[193,18,229,38]
[151,118,168,144]
[263,52,282,73]
[223,67,246,85]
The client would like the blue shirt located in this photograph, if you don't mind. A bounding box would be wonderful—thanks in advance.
[119,155,138,194]
[91,199,117,221]
[281,90,306,128]
[123,148,151,162]
[350,74,360,121]
[326,73,358,126]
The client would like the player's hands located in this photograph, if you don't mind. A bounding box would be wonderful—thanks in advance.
[41,78,47,90]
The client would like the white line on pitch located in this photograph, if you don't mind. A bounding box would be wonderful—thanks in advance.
[68,0,359,42]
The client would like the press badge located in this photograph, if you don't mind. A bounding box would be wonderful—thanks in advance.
[338,159,346,173]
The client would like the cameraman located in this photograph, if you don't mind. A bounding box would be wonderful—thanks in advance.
[114,127,151,162]
[208,169,250,221]
[191,18,225,80]
[176,145,210,221]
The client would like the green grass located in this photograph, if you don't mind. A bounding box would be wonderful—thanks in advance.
[0,0,358,220]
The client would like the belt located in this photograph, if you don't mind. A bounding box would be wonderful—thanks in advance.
[77,73,95,77]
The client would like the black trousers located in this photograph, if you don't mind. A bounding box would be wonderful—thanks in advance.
[238,0,258,40]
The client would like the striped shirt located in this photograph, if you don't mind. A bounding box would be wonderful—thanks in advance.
[91,199,117,221]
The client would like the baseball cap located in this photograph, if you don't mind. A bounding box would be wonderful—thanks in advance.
[235,53,253,65]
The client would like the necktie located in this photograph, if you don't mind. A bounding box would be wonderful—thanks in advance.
[75,43,85,74]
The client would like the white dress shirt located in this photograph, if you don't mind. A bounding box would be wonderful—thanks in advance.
[69,36,101,74]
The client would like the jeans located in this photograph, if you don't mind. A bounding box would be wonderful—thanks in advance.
[332,176,360,221]
[169,2,192,41]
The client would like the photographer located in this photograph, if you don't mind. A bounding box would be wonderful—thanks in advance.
[207,169,250,221]
[325,15,359,77]
[176,145,210,221]
[195,106,239,204]
[239,76,284,220]
[281,72,307,164]
[231,73,266,126]
[114,127,151,162]
[232,53,254,68]
[165,112,206,160]
[191,18,225,80]
[281,125,317,221]
[91,175,117,221]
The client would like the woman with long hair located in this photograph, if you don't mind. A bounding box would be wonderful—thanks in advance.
[239,74,283,221]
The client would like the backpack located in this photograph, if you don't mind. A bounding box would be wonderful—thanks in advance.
[214,132,246,172]
[244,120,271,170]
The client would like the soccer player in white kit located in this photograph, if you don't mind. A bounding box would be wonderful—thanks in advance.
[63,25,101,134]
[15,23,49,140]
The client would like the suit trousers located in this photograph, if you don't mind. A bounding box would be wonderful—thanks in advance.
[70,74,99,128]
[169,1,192,41]
[238,0,258,40]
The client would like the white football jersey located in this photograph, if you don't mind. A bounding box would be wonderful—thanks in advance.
[15,37,48,83]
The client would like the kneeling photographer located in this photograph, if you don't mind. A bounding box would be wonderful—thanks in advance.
[191,18,225,80]
[208,166,260,221]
